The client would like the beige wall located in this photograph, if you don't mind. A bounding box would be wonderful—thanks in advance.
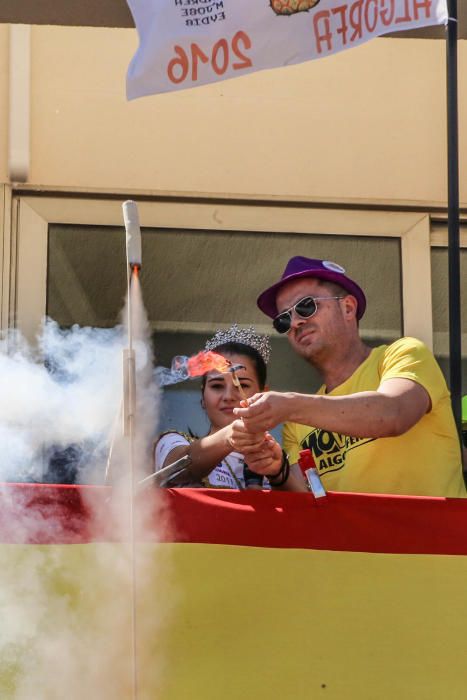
[1,24,465,205]
[0,25,9,184]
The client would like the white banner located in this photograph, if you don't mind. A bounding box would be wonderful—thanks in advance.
[126,0,448,99]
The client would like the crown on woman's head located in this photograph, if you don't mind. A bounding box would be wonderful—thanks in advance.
[205,324,271,364]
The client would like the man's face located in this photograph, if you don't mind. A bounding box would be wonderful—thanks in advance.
[275,277,349,362]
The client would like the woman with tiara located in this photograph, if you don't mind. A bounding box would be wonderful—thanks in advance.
[154,324,291,489]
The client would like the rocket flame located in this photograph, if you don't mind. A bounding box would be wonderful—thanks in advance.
[185,351,231,377]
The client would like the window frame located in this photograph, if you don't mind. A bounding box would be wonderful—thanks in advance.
[5,192,435,348]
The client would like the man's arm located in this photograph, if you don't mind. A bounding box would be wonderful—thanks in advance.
[233,378,431,438]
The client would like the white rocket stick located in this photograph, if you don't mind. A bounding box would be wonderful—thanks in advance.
[122,200,143,441]
[122,199,142,700]
[122,200,142,435]
[106,200,143,472]
[123,200,142,269]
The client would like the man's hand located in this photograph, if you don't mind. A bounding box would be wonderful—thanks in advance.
[233,392,292,432]
[229,419,283,477]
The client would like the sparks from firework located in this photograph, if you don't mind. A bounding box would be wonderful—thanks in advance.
[155,350,245,388]
[185,352,248,402]
[190,353,248,402]
[185,351,231,377]
[191,352,248,400]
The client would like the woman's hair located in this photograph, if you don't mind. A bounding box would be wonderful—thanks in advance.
[201,341,267,391]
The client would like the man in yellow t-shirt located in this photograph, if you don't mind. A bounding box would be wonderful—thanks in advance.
[231,256,465,497]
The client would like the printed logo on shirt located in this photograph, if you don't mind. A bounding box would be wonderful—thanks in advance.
[300,429,374,475]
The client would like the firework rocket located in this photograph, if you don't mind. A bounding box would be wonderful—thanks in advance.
[123,200,142,271]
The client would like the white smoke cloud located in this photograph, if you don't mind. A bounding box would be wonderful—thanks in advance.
[0,321,125,481]
[0,279,170,698]
[0,300,159,485]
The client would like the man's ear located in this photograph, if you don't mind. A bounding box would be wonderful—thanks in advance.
[342,294,358,319]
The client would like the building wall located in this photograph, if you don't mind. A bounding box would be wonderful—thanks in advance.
[0,24,465,204]
[0,25,9,184]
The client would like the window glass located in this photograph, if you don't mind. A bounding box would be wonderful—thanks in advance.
[47,224,403,435]
[48,225,401,335]
[431,247,467,387]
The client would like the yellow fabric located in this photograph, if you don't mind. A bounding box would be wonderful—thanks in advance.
[283,337,465,497]
[2,542,467,699]
[0,543,167,700]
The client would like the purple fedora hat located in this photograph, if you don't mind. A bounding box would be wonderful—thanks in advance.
[257,257,367,320]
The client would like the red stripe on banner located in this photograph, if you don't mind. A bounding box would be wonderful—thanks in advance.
[1,483,467,554]
[160,488,467,555]
[0,483,110,544]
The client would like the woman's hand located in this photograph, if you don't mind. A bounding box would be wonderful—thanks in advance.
[229,420,283,477]
[228,418,266,452]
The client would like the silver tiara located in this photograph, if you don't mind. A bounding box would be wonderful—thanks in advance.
[205,324,271,364]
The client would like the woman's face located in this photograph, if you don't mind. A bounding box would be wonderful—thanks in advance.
[202,352,262,431]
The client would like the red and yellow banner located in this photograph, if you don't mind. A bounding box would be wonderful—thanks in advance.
[1,483,467,699]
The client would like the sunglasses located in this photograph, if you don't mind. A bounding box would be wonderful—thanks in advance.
[272,295,345,334]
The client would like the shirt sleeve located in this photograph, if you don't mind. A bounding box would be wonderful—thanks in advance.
[155,432,190,471]
[378,337,448,408]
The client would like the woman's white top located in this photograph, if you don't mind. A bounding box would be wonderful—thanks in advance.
[155,431,247,489]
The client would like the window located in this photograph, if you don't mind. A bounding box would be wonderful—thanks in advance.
[6,194,436,438]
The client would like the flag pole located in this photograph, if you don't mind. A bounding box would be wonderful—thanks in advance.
[446,0,463,459]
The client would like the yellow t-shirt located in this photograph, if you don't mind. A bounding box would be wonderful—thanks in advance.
[282,337,465,497]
